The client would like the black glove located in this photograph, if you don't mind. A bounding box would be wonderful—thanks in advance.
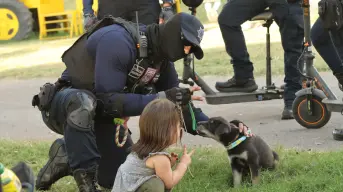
[158,87,193,105]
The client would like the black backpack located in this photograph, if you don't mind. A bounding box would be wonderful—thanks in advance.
[318,0,343,30]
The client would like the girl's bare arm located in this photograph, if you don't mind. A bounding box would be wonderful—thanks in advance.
[149,155,188,189]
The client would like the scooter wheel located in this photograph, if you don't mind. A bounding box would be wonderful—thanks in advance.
[292,94,331,129]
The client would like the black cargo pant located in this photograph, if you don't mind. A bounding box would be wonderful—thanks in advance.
[311,18,343,75]
[218,0,304,107]
[97,0,161,25]
[41,88,132,187]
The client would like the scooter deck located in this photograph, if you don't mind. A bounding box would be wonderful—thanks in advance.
[205,88,284,105]
[322,98,343,113]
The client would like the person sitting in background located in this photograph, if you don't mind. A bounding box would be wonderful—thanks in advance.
[82,0,163,31]
[159,0,177,23]
[311,18,343,89]
[82,0,98,31]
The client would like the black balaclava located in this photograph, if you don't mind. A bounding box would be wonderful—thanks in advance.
[145,12,204,63]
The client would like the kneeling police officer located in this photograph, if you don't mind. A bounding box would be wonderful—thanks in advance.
[32,12,215,191]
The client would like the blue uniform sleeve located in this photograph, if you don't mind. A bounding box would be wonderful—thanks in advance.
[93,31,158,117]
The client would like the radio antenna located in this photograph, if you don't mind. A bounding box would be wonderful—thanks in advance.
[135,11,140,39]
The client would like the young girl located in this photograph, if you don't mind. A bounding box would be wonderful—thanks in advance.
[111,99,195,192]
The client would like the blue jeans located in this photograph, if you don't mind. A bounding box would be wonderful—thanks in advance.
[83,0,94,15]
[311,18,343,75]
[218,0,304,107]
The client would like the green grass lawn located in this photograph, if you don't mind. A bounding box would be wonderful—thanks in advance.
[0,42,330,79]
[1,140,343,192]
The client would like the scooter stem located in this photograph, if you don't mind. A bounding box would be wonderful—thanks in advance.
[303,0,312,46]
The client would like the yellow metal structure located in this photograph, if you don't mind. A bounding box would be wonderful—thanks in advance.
[175,0,182,13]
[0,8,19,40]
[0,0,181,41]
[0,0,83,41]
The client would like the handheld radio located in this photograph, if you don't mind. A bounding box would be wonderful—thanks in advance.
[135,11,148,58]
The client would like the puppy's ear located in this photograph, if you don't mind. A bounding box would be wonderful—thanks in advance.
[215,123,233,135]
[230,119,247,128]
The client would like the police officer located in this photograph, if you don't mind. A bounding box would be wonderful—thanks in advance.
[214,0,304,119]
[159,0,177,23]
[311,18,343,89]
[32,13,253,191]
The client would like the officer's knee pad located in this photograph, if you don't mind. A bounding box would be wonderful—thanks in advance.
[66,91,97,132]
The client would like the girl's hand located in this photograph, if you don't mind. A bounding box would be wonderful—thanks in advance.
[170,152,179,167]
[179,145,195,166]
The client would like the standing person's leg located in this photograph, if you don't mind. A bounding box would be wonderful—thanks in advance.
[215,0,266,93]
[97,0,132,20]
[130,0,161,25]
[83,0,94,15]
[83,0,98,31]
[270,0,304,119]
[311,18,343,86]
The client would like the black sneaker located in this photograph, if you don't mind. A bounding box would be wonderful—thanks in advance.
[281,107,294,120]
[215,77,258,92]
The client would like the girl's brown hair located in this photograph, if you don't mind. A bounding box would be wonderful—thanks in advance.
[131,99,182,159]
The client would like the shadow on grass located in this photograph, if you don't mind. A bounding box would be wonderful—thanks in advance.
[1,140,343,192]
[0,42,330,80]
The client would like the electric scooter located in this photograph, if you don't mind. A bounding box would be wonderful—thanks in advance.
[290,0,343,130]
[179,0,343,137]
[178,0,284,105]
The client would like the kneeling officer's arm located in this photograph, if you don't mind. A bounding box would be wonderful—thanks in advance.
[93,35,158,118]
[94,33,193,118]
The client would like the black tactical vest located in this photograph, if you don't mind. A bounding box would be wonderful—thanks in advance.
[61,16,141,91]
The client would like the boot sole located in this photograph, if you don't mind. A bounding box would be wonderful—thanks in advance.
[215,84,258,93]
[36,138,70,190]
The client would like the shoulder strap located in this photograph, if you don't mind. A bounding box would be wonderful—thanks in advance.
[143,151,172,162]
[87,16,140,48]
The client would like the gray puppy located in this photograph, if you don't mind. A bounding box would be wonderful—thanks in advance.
[197,117,279,187]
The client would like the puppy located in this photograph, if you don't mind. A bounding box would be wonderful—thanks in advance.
[197,117,278,187]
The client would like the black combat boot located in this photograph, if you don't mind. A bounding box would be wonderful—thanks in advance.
[215,76,258,93]
[36,138,72,190]
[73,165,102,192]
